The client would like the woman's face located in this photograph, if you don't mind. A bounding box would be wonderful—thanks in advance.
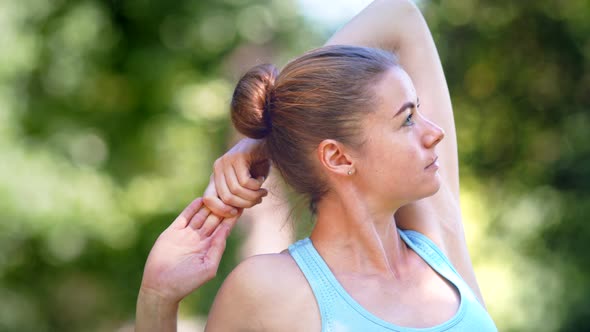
[354,67,444,209]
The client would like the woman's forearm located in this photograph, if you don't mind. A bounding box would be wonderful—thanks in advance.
[135,288,179,332]
[326,0,422,51]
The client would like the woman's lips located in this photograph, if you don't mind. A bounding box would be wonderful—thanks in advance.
[425,156,439,169]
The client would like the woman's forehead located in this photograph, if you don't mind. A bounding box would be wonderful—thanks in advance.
[375,67,417,110]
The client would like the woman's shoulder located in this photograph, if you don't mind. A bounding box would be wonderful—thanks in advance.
[229,250,310,292]
[205,251,320,331]
[234,250,300,277]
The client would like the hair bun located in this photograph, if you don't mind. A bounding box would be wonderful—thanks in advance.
[231,64,278,139]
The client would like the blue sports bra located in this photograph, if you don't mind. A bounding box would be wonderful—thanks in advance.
[288,229,498,331]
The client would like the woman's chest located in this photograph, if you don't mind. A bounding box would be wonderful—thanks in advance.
[337,267,461,328]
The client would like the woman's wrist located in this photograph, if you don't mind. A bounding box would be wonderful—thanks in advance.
[238,138,270,178]
[138,286,180,307]
[243,137,266,156]
[136,288,180,332]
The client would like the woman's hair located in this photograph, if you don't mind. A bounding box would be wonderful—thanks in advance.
[231,45,398,214]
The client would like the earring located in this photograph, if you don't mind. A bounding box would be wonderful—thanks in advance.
[347,169,354,175]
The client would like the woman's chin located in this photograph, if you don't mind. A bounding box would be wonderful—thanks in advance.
[419,177,442,199]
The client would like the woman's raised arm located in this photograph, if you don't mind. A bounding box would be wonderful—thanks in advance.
[326,0,485,306]
[135,198,239,331]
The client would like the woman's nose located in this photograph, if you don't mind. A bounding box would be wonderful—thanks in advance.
[422,118,445,148]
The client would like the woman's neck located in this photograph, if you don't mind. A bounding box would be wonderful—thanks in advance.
[309,193,414,279]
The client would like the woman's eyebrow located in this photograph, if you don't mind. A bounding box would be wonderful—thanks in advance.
[393,101,415,117]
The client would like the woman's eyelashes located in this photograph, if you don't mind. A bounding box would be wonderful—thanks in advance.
[402,110,415,127]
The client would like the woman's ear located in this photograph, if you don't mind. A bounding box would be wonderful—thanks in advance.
[316,139,355,177]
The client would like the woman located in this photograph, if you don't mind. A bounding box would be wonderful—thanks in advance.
[136,0,498,331]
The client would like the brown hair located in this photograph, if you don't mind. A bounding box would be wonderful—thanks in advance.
[231,45,398,213]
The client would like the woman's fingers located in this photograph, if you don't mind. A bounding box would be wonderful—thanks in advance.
[203,178,238,218]
[205,142,270,218]
[203,196,236,218]
[234,157,264,191]
[200,208,242,238]
[171,197,204,229]
[198,213,223,238]
[206,217,239,266]
[225,162,268,202]
[214,161,262,208]
[184,198,237,238]
[249,158,271,183]
[187,205,211,230]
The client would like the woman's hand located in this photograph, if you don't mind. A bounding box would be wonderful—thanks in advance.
[203,138,270,217]
[139,198,238,305]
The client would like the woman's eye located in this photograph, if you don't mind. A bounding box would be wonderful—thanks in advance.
[403,112,415,127]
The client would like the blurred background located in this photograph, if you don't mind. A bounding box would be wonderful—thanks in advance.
[0,0,589,331]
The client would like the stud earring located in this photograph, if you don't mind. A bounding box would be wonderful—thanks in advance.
[347,169,354,175]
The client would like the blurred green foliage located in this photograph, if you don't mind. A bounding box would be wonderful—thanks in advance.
[0,0,588,331]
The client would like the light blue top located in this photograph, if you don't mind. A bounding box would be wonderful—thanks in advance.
[288,229,498,332]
